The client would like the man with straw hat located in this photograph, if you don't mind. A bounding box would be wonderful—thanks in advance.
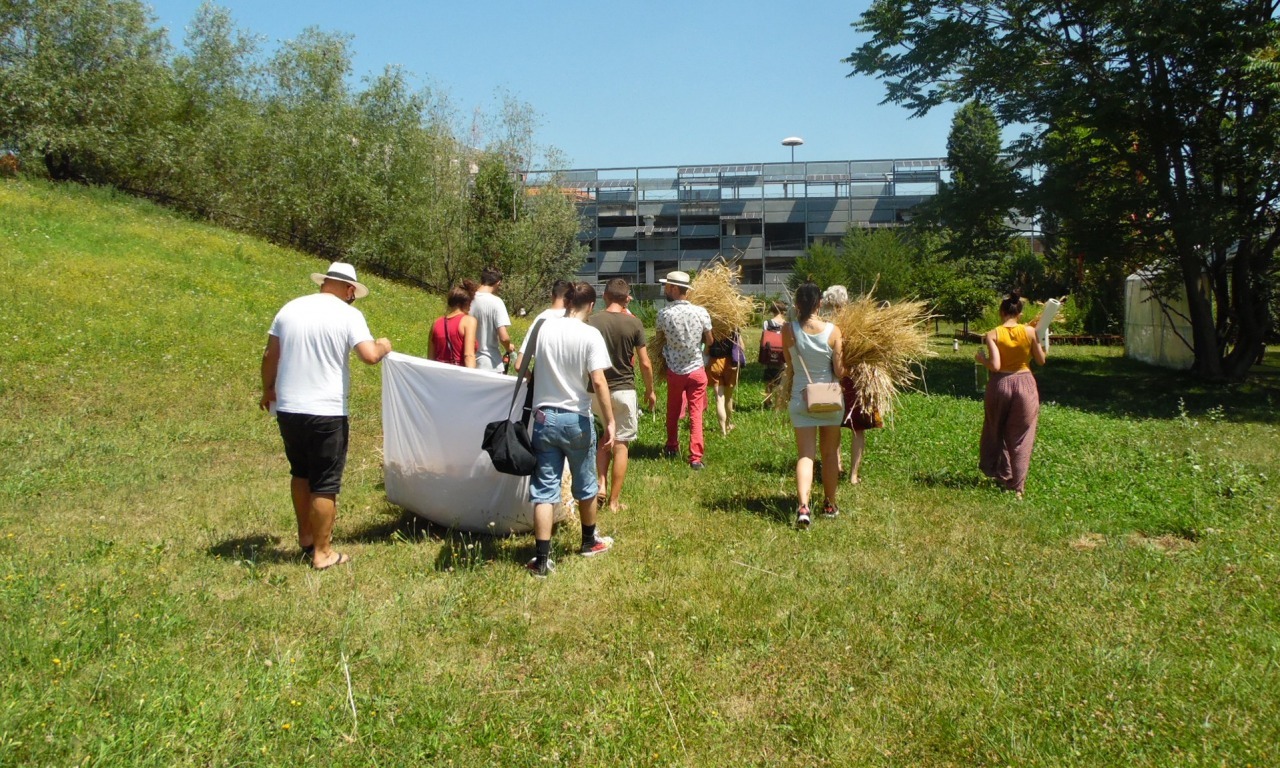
[657,270,713,469]
[260,261,392,570]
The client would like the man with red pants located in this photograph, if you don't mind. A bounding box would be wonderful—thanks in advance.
[656,271,713,470]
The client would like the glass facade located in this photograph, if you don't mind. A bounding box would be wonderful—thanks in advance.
[526,158,948,295]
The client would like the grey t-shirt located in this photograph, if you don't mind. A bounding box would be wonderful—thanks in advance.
[470,291,511,370]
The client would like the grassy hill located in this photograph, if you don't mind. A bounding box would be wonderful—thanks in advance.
[2,178,1278,766]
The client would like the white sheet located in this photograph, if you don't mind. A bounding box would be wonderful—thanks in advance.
[381,352,536,534]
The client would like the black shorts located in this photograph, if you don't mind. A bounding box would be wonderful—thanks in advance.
[277,413,349,494]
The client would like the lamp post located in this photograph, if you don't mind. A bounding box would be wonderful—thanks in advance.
[781,136,803,199]
[782,136,804,164]
[774,136,805,292]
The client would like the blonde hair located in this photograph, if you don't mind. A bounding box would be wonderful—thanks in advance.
[822,285,849,311]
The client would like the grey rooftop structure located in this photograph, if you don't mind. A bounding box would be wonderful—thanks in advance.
[525,157,948,295]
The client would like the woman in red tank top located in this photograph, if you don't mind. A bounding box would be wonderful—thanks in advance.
[429,281,479,367]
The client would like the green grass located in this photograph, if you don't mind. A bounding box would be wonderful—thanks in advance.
[2,177,1278,766]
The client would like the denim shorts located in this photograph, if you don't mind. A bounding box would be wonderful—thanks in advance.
[529,407,598,504]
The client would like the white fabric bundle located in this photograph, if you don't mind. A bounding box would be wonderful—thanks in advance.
[381,352,534,534]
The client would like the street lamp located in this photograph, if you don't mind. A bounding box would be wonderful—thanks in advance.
[781,136,804,198]
[781,136,804,164]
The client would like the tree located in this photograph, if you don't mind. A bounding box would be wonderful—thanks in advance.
[934,100,1019,288]
[788,242,847,292]
[0,0,173,184]
[848,0,1280,380]
[842,227,917,300]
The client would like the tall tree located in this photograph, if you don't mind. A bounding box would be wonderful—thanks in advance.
[935,100,1019,289]
[842,227,917,300]
[849,0,1280,380]
[0,0,173,183]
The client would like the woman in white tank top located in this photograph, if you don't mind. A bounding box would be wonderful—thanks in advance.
[781,282,845,529]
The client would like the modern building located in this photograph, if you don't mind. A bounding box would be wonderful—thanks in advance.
[525,157,949,296]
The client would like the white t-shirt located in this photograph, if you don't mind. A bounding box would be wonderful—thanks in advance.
[518,307,567,357]
[470,290,511,369]
[531,316,612,415]
[269,292,374,416]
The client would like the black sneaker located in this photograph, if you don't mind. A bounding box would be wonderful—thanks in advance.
[690,460,704,471]
[663,447,680,459]
[795,504,811,530]
[525,557,555,578]
[821,500,840,518]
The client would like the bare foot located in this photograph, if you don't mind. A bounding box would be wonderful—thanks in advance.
[727,423,736,433]
[608,502,628,513]
[314,552,351,570]
[849,475,860,485]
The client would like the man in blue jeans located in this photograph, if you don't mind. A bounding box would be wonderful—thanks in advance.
[525,282,616,577]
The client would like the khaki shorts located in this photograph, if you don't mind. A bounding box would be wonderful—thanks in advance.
[593,388,639,443]
[706,356,741,388]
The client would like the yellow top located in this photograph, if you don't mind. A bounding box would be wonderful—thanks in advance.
[994,324,1033,373]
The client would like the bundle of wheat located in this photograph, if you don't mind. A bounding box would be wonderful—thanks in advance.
[774,364,795,411]
[647,327,669,377]
[686,263,757,341]
[833,296,935,416]
[647,263,756,376]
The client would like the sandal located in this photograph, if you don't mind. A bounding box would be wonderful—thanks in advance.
[314,552,351,570]
[795,504,811,530]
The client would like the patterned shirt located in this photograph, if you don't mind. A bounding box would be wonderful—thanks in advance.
[657,300,712,375]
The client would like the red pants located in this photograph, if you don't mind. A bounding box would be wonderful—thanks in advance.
[665,368,707,462]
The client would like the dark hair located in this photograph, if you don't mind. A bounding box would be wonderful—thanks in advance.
[550,279,572,301]
[480,266,503,286]
[604,277,630,302]
[770,300,787,316]
[999,291,1024,318]
[794,282,822,322]
[567,281,597,310]
[446,281,475,310]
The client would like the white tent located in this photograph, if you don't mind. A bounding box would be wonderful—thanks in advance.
[1123,270,1195,370]
[381,353,537,534]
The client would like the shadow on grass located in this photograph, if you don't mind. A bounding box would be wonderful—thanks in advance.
[627,443,670,461]
[703,492,795,526]
[206,534,305,564]
[919,353,1280,423]
[914,468,997,491]
[342,506,528,572]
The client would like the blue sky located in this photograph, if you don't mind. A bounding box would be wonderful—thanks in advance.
[145,0,959,170]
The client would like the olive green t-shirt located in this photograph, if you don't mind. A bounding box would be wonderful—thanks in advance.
[586,310,646,392]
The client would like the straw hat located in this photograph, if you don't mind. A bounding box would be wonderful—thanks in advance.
[659,270,692,289]
[310,262,369,299]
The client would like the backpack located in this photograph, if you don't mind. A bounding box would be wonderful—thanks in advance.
[708,337,734,359]
[758,327,785,367]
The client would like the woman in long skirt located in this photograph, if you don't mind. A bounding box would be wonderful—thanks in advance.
[974,292,1047,499]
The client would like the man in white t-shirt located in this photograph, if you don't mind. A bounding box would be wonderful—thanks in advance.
[259,262,391,570]
[470,266,516,372]
[524,282,616,577]
[513,279,570,370]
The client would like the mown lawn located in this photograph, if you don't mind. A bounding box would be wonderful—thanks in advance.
[1,178,1278,767]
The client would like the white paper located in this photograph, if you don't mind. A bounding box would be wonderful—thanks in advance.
[1037,298,1062,349]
